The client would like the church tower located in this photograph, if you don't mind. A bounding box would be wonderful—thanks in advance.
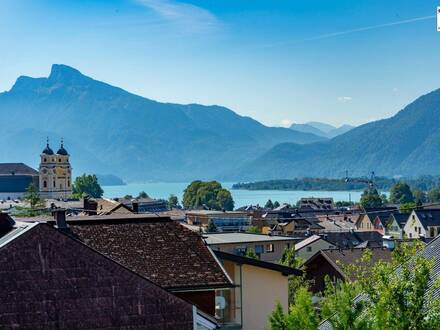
[39,139,72,199]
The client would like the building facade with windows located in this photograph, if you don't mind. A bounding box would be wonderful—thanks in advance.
[39,139,72,199]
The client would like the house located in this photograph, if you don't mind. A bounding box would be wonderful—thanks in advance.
[0,213,216,329]
[322,231,384,249]
[298,197,334,211]
[93,198,134,215]
[404,209,440,239]
[294,235,336,261]
[214,250,301,330]
[118,197,168,213]
[374,213,408,238]
[186,210,251,232]
[271,217,323,236]
[0,163,39,200]
[356,208,397,232]
[43,211,234,318]
[304,247,392,293]
[204,232,299,262]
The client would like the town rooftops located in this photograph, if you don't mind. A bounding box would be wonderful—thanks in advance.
[391,213,410,226]
[322,231,383,248]
[186,210,247,216]
[307,247,392,280]
[294,235,324,251]
[214,250,302,276]
[67,216,232,291]
[0,163,38,176]
[414,209,440,227]
[203,232,299,245]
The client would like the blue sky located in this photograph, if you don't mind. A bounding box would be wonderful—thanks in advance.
[1,0,439,127]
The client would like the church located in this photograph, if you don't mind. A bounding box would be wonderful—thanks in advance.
[0,139,72,200]
[38,139,72,199]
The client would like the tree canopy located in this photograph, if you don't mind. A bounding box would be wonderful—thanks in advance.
[389,182,414,204]
[168,194,180,209]
[182,181,234,210]
[360,188,383,209]
[72,174,104,198]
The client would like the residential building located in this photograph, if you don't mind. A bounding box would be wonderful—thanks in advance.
[39,139,72,199]
[298,197,334,211]
[0,214,216,329]
[204,232,299,262]
[304,247,392,293]
[374,213,408,238]
[214,250,301,330]
[0,163,38,200]
[294,235,336,261]
[83,197,134,215]
[356,209,396,232]
[270,217,323,236]
[118,197,168,213]
[40,211,234,318]
[186,210,251,232]
[322,231,384,249]
[404,209,440,239]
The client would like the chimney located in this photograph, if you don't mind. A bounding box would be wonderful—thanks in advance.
[132,201,139,213]
[83,196,97,215]
[52,208,68,230]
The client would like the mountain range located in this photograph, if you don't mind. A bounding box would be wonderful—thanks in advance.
[231,88,440,180]
[0,64,324,182]
[289,122,354,139]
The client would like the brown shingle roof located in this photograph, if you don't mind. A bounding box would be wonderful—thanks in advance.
[0,163,38,176]
[0,223,195,329]
[69,218,232,290]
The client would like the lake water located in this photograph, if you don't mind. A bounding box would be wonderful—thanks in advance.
[102,182,365,208]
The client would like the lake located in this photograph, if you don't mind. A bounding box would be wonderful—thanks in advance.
[102,182,365,208]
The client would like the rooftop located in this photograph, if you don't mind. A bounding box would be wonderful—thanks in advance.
[68,217,232,290]
[0,163,38,176]
[295,235,323,251]
[204,232,298,245]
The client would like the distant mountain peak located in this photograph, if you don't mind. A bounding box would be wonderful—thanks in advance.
[48,64,88,83]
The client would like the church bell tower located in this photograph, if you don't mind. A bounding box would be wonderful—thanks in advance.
[39,138,72,199]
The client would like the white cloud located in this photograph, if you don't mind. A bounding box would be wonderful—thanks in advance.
[392,87,399,93]
[337,96,352,103]
[280,119,293,127]
[135,0,219,33]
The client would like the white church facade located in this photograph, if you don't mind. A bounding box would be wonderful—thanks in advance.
[39,139,72,199]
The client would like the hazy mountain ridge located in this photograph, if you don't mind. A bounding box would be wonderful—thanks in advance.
[231,88,440,180]
[0,64,325,182]
[290,122,354,138]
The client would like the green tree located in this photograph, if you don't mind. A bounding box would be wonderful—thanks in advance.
[123,194,134,199]
[246,226,261,234]
[427,188,440,203]
[168,194,179,209]
[412,189,427,204]
[360,188,383,208]
[269,288,318,330]
[273,201,281,208]
[389,182,414,204]
[72,174,104,198]
[265,199,274,209]
[399,202,417,214]
[207,220,218,233]
[280,247,307,305]
[23,183,44,209]
[137,191,149,199]
[245,248,259,259]
[182,181,234,211]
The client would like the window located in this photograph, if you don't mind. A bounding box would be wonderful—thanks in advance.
[430,227,435,237]
[53,181,56,187]
[409,233,412,238]
[43,181,47,188]
[255,245,264,254]
[44,158,47,162]
[418,227,421,234]
[266,244,274,253]
[306,246,312,252]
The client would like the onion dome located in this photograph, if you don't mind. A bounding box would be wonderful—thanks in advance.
[57,139,69,156]
[42,138,54,155]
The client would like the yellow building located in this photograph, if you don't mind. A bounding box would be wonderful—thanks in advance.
[214,250,301,330]
[39,139,72,199]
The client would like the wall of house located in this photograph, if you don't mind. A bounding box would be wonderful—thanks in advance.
[295,239,335,261]
[210,240,294,262]
[385,218,403,239]
[403,213,426,239]
[305,254,343,293]
[241,265,289,330]
[356,215,374,231]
